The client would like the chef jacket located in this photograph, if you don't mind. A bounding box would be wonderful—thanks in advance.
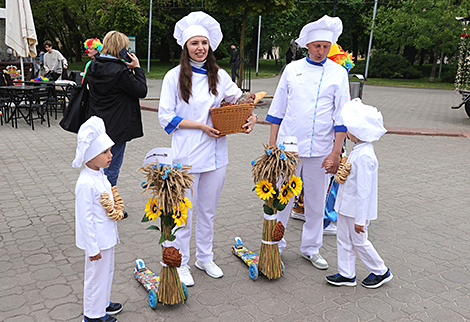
[334,142,379,226]
[75,166,119,256]
[159,65,242,173]
[266,56,349,157]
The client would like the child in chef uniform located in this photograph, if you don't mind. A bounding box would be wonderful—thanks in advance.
[326,99,393,289]
[73,116,123,322]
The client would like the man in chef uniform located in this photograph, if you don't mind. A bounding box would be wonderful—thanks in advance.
[266,15,350,270]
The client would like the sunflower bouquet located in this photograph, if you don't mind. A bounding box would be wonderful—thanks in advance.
[138,161,194,305]
[252,143,302,279]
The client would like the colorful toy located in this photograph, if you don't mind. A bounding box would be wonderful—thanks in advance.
[134,259,188,309]
[33,76,49,82]
[327,43,355,73]
[231,237,284,280]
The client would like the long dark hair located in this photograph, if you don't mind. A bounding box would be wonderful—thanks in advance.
[178,44,220,104]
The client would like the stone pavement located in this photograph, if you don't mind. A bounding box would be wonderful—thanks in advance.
[1,76,470,322]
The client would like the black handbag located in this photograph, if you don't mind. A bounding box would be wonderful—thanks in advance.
[59,76,89,133]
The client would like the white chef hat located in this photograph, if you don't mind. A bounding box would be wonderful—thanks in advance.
[342,98,387,142]
[296,15,343,48]
[173,11,223,50]
[72,116,114,168]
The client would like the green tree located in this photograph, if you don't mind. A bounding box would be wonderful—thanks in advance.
[375,0,468,82]
[206,0,295,86]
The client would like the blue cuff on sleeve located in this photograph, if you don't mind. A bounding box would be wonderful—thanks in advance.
[164,116,183,134]
[334,125,347,133]
[266,114,283,125]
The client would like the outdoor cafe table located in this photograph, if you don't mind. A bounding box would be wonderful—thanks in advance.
[2,85,50,130]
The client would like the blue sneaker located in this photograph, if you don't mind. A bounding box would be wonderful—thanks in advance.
[326,273,357,286]
[106,302,123,315]
[362,268,393,289]
[83,314,117,322]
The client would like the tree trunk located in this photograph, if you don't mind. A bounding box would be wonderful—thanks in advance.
[352,32,358,62]
[429,44,440,83]
[237,9,248,89]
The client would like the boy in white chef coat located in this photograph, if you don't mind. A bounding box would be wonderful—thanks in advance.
[73,116,123,322]
[326,99,393,289]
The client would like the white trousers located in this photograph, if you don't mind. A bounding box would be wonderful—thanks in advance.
[165,166,226,265]
[337,214,387,278]
[84,247,114,318]
[278,156,329,255]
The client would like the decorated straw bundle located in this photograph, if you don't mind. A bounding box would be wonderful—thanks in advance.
[138,161,194,305]
[252,144,302,279]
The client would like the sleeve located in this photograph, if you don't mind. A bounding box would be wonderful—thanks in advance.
[118,67,148,98]
[76,183,100,256]
[158,71,183,135]
[220,70,242,102]
[58,51,68,67]
[333,68,350,133]
[354,155,374,226]
[266,68,289,125]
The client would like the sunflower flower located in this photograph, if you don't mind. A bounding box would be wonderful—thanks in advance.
[278,182,294,204]
[255,180,275,200]
[173,203,189,227]
[144,197,161,221]
[183,197,192,209]
[289,175,303,196]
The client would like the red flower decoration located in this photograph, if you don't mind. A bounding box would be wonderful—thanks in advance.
[463,33,467,37]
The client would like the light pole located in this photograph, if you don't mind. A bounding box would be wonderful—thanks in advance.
[365,0,378,80]
[147,0,153,74]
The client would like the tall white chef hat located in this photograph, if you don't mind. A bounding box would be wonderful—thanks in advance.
[72,116,114,168]
[296,15,343,48]
[342,98,387,142]
[174,11,223,50]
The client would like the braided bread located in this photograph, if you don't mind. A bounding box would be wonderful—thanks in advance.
[334,156,352,184]
[100,190,125,221]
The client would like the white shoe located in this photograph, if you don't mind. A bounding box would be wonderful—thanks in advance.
[177,264,194,287]
[291,210,306,221]
[195,260,224,278]
[323,222,337,236]
[302,253,329,270]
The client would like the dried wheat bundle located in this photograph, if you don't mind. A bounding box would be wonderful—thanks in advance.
[138,162,194,211]
[252,143,299,185]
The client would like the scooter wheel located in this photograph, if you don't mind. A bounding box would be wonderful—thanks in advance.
[148,289,158,309]
[249,262,258,280]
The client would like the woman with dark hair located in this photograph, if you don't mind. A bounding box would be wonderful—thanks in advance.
[159,12,257,287]
[86,31,147,188]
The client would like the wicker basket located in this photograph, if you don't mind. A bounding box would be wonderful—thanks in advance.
[210,103,254,136]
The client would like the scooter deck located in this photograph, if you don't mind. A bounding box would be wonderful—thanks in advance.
[231,237,259,267]
[134,259,160,292]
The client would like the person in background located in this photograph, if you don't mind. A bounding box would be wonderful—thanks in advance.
[158,12,257,287]
[266,15,350,270]
[86,31,147,190]
[83,38,103,81]
[230,43,240,82]
[43,40,67,81]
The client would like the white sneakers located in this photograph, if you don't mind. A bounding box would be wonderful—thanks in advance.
[177,261,224,286]
[291,210,337,236]
[302,253,329,270]
[323,222,337,236]
[177,264,194,287]
[195,260,224,278]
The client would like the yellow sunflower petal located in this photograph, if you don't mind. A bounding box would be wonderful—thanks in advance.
[255,180,275,200]
[183,197,192,209]
[144,197,160,221]
[278,183,294,204]
[289,175,303,196]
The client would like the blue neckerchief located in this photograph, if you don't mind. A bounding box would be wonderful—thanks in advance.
[191,65,207,74]
[306,55,327,66]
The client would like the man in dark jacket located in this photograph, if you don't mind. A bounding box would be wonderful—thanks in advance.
[230,43,240,83]
[86,50,147,187]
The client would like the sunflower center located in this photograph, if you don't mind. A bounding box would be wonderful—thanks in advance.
[291,181,296,189]
[152,204,158,213]
[262,185,270,193]
[282,188,289,197]
[175,211,181,219]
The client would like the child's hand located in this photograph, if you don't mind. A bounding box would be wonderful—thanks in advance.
[354,224,365,234]
[89,253,102,261]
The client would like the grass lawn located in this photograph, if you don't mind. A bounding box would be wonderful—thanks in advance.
[68,57,455,90]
